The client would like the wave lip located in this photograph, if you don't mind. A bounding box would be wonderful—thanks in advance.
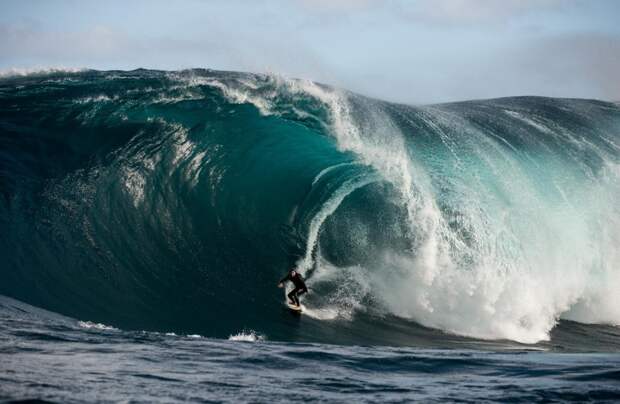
[0,66,88,78]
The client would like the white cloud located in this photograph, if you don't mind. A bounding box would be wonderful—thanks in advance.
[403,0,565,25]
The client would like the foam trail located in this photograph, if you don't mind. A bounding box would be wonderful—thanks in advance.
[311,162,360,186]
[298,174,379,273]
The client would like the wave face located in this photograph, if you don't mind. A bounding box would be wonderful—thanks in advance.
[1,69,619,343]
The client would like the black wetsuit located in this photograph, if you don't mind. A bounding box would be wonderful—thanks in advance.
[279,270,308,306]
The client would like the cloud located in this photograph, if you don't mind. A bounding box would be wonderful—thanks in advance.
[298,0,376,13]
[512,33,620,100]
[0,22,138,63]
[402,0,566,25]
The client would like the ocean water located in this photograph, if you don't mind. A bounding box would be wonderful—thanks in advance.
[2,296,620,403]
[1,69,619,402]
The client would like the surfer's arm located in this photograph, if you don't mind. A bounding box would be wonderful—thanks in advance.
[278,274,290,285]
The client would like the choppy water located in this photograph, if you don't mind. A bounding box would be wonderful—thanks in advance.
[1,297,620,403]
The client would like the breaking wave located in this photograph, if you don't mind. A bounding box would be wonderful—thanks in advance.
[1,69,619,344]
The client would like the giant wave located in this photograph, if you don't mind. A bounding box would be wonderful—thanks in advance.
[1,69,619,344]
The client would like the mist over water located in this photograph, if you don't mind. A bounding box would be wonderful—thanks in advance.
[1,69,619,345]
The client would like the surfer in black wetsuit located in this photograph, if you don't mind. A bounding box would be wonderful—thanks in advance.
[278,269,308,307]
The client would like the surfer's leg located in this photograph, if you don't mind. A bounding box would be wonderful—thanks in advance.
[288,287,301,306]
[287,289,297,305]
[294,289,305,305]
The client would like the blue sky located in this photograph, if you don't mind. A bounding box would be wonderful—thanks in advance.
[1,0,619,103]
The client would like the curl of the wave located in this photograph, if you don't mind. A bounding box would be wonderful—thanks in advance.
[203,72,620,343]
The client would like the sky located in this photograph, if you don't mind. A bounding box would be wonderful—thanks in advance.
[1,0,619,104]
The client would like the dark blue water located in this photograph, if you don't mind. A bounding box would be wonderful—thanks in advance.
[1,296,619,403]
[1,69,620,402]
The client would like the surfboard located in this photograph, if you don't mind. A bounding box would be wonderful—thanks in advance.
[287,303,302,313]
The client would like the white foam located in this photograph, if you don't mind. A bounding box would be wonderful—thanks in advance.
[78,321,118,331]
[504,110,554,135]
[563,161,620,326]
[228,330,265,342]
[0,66,87,78]
[297,258,373,320]
[299,306,339,320]
[75,95,117,104]
[122,167,147,208]
[174,74,273,115]
[311,162,360,186]
[298,174,378,272]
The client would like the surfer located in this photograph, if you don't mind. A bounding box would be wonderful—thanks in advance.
[278,269,308,307]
